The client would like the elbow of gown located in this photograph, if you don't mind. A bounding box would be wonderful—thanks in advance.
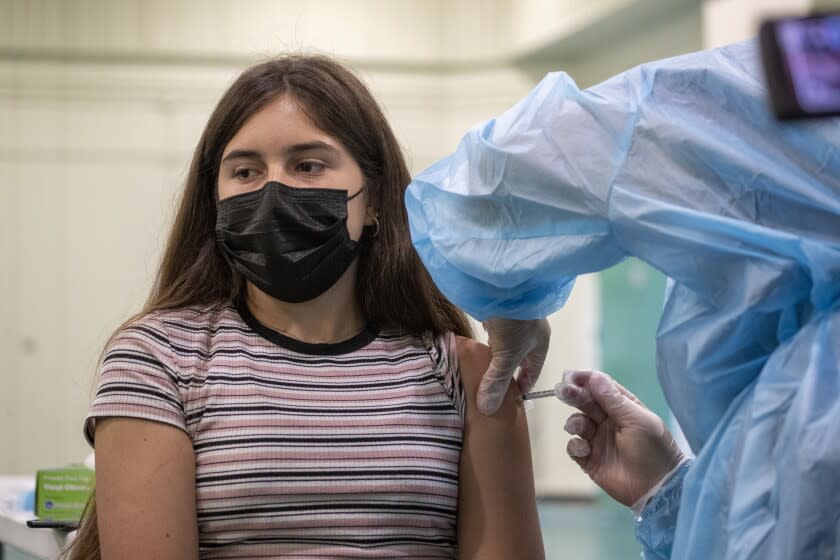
[405,70,634,320]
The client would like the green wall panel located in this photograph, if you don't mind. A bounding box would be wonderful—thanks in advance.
[598,259,669,419]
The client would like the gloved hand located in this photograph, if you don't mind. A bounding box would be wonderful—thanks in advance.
[557,369,685,507]
[478,318,551,415]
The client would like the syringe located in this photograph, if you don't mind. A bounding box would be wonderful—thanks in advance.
[521,386,561,401]
[521,389,553,400]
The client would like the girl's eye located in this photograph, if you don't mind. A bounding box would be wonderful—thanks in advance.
[297,161,326,174]
[233,168,257,180]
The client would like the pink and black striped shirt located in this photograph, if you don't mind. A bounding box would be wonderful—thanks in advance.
[85,302,465,559]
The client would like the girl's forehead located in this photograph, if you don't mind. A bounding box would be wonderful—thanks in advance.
[222,95,352,159]
[233,97,322,141]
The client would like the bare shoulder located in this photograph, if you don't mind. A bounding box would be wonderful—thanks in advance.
[454,336,492,392]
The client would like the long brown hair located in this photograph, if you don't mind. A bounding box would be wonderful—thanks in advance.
[63,54,472,560]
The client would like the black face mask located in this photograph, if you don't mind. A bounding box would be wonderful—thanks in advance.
[215,181,366,303]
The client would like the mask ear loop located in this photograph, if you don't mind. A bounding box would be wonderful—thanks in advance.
[347,186,365,201]
[349,186,380,238]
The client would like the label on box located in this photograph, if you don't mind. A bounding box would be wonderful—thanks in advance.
[35,466,94,521]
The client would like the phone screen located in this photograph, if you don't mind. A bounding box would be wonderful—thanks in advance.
[775,15,840,113]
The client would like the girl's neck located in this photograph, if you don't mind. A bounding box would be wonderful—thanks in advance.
[244,263,366,344]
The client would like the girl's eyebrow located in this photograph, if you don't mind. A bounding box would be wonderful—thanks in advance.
[284,141,341,156]
[221,142,340,164]
[221,149,261,164]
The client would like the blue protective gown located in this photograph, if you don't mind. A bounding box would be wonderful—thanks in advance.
[406,40,840,559]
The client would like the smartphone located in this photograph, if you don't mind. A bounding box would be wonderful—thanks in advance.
[760,12,840,119]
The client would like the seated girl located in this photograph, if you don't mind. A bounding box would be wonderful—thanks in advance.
[64,55,544,560]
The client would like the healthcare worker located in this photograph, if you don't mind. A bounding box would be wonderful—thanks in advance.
[405,39,840,560]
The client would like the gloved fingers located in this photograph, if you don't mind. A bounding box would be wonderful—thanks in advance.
[516,370,537,396]
[516,352,546,395]
[480,320,516,369]
[477,364,515,415]
[555,381,608,424]
[527,319,551,380]
[562,369,594,388]
[587,371,652,428]
[564,412,597,441]
[479,317,552,415]
[567,369,647,410]
[566,437,591,460]
[522,339,550,392]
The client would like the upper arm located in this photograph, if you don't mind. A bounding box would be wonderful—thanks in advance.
[455,336,544,560]
[95,417,198,560]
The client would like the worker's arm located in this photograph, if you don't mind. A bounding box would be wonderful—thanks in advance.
[407,36,840,460]
[95,418,198,559]
[406,40,839,323]
[455,336,544,559]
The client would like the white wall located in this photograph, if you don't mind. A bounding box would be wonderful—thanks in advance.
[703,0,815,48]
[0,61,236,472]
[0,0,445,63]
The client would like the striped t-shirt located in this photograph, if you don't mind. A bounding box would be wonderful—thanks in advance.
[85,302,465,559]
